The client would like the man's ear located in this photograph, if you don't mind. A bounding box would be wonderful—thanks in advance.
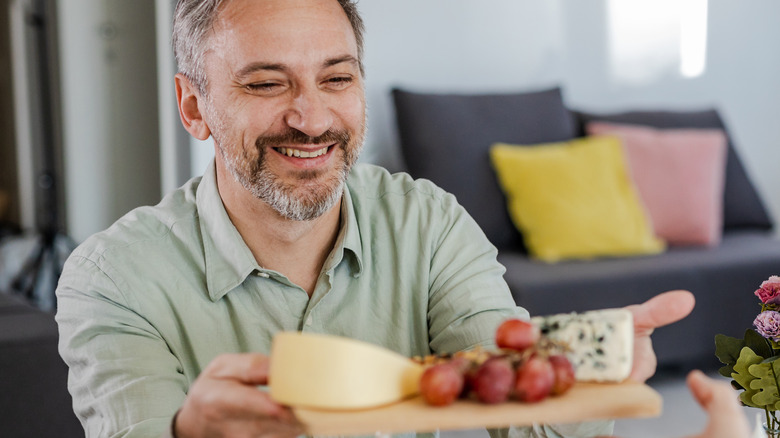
[175,73,211,140]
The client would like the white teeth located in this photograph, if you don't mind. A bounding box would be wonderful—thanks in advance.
[277,147,329,158]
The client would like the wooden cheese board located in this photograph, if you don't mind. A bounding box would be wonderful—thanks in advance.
[293,380,662,436]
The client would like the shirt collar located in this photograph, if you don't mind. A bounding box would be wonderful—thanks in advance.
[330,181,364,277]
[197,160,260,302]
[196,160,365,301]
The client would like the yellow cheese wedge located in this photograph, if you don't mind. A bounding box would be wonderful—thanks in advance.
[269,332,424,410]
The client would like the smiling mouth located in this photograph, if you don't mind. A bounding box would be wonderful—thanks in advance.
[273,146,331,158]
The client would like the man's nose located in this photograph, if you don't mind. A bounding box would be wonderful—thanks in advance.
[283,87,334,138]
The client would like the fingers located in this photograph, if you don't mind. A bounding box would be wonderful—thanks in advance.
[199,353,296,419]
[626,290,695,383]
[203,353,271,385]
[175,353,305,438]
[194,370,295,421]
[627,290,695,333]
[627,337,656,383]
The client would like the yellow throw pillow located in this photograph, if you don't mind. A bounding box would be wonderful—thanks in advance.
[490,136,665,262]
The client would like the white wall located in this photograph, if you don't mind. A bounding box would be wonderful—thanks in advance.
[58,0,160,242]
[353,0,780,227]
[359,1,566,170]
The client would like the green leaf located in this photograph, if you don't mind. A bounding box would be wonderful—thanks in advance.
[745,329,775,358]
[749,358,780,409]
[716,334,747,377]
[732,346,764,408]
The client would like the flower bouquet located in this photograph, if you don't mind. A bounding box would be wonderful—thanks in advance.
[715,275,780,437]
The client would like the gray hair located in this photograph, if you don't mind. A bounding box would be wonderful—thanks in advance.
[172,0,365,95]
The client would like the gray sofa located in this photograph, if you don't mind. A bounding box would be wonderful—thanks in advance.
[393,86,780,370]
[0,291,82,437]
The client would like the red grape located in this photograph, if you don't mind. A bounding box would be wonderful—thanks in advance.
[549,354,576,396]
[470,357,514,404]
[514,356,555,402]
[495,319,540,352]
[419,363,464,406]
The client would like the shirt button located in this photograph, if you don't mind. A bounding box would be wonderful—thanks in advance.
[305,315,313,326]
[256,271,269,278]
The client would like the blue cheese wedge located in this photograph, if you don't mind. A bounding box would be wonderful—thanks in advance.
[531,308,633,382]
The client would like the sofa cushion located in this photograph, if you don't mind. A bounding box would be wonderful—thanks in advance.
[393,87,578,250]
[586,122,728,246]
[0,292,83,437]
[575,109,773,231]
[490,137,664,262]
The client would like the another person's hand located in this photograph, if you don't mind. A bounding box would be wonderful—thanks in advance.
[684,369,751,438]
[174,353,304,438]
[597,370,750,438]
[625,290,696,383]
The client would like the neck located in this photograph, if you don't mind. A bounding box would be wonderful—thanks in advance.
[216,161,342,297]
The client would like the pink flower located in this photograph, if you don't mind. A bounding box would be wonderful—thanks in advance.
[754,275,780,304]
[755,310,780,342]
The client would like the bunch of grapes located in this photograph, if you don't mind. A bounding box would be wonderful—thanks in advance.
[417,319,575,406]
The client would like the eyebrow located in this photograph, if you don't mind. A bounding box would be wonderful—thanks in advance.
[234,55,360,80]
[323,55,359,69]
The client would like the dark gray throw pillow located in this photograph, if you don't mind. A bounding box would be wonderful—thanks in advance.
[575,110,773,231]
[392,87,578,251]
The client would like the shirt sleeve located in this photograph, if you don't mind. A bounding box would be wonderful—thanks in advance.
[56,254,186,438]
[425,193,615,438]
[426,191,526,354]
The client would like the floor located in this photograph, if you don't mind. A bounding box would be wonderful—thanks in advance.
[440,369,763,438]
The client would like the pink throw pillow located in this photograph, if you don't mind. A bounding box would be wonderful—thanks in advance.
[586,122,728,246]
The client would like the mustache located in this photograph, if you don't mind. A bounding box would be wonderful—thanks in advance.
[255,129,351,150]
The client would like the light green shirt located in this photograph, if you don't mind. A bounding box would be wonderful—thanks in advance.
[56,161,611,438]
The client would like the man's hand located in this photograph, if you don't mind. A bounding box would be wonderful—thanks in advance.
[174,353,304,438]
[625,290,695,382]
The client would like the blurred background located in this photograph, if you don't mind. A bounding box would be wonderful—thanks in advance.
[0,0,778,305]
[0,1,777,436]
[2,0,779,241]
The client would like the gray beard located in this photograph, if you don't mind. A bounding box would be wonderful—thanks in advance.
[260,179,344,222]
[235,152,347,222]
[218,128,363,222]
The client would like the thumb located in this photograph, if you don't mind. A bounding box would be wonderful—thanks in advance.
[628,290,695,334]
[687,369,716,407]
[687,369,738,413]
[685,369,751,438]
[205,353,272,385]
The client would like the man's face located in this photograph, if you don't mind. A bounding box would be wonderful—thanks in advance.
[201,0,366,221]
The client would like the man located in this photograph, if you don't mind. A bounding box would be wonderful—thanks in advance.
[56,0,695,437]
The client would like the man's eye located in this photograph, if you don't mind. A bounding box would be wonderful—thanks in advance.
[246,83,280,92]
[325,76,353,89]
